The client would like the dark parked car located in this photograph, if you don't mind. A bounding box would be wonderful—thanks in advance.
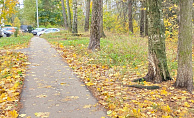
[20,25,34,33]
[31,28,46,36]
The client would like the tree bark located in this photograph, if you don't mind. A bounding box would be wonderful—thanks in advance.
[72,0,78,34]
[88,0,101,51]
[175,0,193,93]
[84,0,90,32]
[145,0,148,36]
[61,0,68,30]
[66,0,72,31]
[143,0,171,83]
[140,1,145,37]
[128,0,133,33]
[99,0,106,38]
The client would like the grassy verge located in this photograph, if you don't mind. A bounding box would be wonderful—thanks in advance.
[0,52,29,117]
[43,30,194,118]
[43,31,178,78]
[0,33,32,50]
[0,33,31,117]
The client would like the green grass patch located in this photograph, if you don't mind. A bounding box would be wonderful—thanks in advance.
[43,30,187,79]
[0,33,32,50]
[43,31,148,75]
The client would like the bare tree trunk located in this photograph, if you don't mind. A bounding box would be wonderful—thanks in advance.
[175,0,193,93]
[99,0,106,38]
[84,0,90,32]
[140,1,145,37]
[66,0,72,32]
[61,0,68,30]
[72,0,78,34]
[143,0,171,83]
[145,0,148,36]
[128,0,133,33]
[88,0,100,51]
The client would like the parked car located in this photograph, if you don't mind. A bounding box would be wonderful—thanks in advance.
[31,28,46,36]
[20,25,28,32]
[3,27,16,33]
[0,28,3,37]
[2,29,13,37]
[37,28,60,36]
[20,25,34,33]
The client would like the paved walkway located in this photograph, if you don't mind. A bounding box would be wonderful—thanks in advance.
[19,37,107,118]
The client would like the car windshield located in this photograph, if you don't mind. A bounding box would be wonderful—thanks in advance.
[35,28,45,31]
[3,28,13,30]
[45,29,52,32]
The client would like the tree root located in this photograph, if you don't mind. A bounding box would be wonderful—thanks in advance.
[126,85,160,90]
[125,78,160,90]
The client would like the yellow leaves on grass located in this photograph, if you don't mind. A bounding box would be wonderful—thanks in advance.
[0,52,28,117]
[184,102,190,108]
[86,81,94,86]
[54,42,194,118]
[161,105,172,113]
[7,110,18,118]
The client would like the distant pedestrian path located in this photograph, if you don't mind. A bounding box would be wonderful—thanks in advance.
[19,37,107,118]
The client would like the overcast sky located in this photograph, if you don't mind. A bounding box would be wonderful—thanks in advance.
[19,0,23,3]
[19,0,24,8]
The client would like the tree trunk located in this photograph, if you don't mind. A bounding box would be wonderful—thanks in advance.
[140,1,145,37]
[72,0,78,34]
[66,0,72,32]
[84,0,90,32]
[61,0,68,30]
[99,0,106,38]
[145,0,148,36]
[144,0,171,83]
[175,0,193,93]
[128,0,133,33]
[88,0,101,51]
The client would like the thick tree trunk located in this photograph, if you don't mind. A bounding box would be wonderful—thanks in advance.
[84,0,90,32]
[99,0,106,38]
[140,1,145,37]
[175,0,193,93]
[144,0,171,83]
[72,0,78,34]
[88,0,100,51]
[66,0,72,32]
[61,0,68,30]
[128,0,133,33]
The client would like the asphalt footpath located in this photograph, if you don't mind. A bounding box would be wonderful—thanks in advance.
[19,37,107,118]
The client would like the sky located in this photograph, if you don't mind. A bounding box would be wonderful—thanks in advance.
[19,0,24,8]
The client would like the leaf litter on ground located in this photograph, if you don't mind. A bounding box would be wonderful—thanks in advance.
[44,32,194,118]
[0,51,29,117]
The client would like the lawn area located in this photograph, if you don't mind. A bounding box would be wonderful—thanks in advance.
[42,30,194,118]
[0,34,31,117]
[0,33,32,50]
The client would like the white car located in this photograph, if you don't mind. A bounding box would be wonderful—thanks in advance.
[31,28,46,36]
[37,28,60,36]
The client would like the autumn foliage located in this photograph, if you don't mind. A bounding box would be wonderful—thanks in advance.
[0,51,29,117]
[43,31,194,118]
